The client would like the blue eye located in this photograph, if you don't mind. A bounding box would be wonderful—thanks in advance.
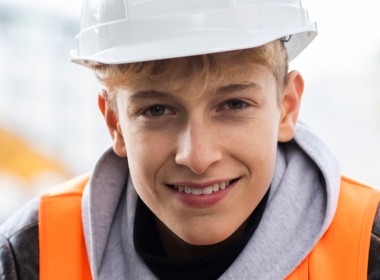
[223,100,246,110]
[144,105,173,117]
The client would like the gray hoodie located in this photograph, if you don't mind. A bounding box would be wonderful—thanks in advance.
[82,122,340,279]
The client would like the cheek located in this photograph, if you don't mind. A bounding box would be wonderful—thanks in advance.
[245,129,278,184]
[123,128,175,198]
[231,123,278,215]
[224,111,280,189]
[225,115,279,159]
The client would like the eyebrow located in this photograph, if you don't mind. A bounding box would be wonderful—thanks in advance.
[216,82,259,95]
[128,82,259,101]
[129,90,171,101]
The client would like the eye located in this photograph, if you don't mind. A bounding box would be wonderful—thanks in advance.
[219,99,247,111]
[143,105,174,117]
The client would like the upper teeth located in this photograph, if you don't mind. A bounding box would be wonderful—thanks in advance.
[173,181,231,195]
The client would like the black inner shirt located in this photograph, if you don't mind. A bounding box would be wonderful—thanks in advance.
[134,187,270,280]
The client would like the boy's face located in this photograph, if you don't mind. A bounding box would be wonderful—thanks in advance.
[104,56,302,245]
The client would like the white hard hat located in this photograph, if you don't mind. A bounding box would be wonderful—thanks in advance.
[71,0,317,67]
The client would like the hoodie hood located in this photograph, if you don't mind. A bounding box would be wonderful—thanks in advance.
[82,121,340,279]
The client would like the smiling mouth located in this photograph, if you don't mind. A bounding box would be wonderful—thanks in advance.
[169,178,239,195]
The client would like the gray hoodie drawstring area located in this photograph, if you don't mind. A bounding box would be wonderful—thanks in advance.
[82,122,340,280]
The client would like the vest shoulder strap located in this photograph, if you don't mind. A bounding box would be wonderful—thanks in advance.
[287,176,380,279]
[39,173,92,280]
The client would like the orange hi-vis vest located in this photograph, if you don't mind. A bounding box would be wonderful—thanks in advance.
[39,175,380,279]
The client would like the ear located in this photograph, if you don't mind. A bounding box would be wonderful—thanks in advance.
[98,91,127,157]
[278,71,304,142]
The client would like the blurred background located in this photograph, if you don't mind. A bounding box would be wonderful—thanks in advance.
[0,0,380,222]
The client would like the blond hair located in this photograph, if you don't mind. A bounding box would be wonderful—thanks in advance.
[94,40,288,105]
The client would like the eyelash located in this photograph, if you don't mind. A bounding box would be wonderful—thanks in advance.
[139,99,250,120]
[142,105,175,118]
[217,99,249,111]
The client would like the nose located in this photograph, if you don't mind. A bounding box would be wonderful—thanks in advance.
[175,120,222,174]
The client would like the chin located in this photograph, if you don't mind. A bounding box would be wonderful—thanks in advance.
[180,229,234,246]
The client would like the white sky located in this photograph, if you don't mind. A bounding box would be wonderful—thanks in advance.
[0,0,82,19]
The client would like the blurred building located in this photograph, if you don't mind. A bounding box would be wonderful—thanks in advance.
[0,2,110,222]
[0,128,67,221]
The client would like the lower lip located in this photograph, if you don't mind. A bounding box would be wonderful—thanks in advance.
[169,181,237,207]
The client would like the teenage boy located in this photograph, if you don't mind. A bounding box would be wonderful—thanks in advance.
[1,1,380,279]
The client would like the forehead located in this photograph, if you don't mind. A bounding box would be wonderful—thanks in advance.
[97,41,287,93]
[124,54,273,93]
[117,65,277,107]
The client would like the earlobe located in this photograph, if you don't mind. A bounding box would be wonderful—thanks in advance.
[278,71,304,142]
[98,91,128,157]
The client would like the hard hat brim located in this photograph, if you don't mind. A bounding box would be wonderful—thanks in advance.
[71,5,317,67]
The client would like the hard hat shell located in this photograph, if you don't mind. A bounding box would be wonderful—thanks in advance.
[71,0,317,67]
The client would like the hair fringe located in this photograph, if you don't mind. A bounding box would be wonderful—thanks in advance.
[94,40,288,104]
